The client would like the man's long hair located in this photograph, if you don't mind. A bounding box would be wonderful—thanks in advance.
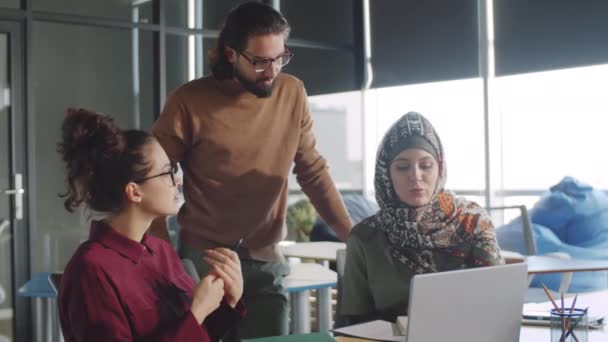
[209,2,290,80]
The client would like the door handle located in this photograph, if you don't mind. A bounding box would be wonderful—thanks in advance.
[2,173,24,220]
[3,189,24,195]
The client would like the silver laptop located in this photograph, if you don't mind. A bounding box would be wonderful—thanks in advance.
[403,262,528,342]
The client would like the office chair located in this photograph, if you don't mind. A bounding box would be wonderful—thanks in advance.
[487,205,536,256]
[488,205,573,296]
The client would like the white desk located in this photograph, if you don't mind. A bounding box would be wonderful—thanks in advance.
[285,263,337,334]
[281,242,346,267]
[281,242,343,332]
[281,246,608,274]
[527,255,608,274]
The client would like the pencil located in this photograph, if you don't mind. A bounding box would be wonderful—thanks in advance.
[541,283,560,311]
[565,294,579,336]
[569,294,578,313]
[564,307,589,340]
[561,292,566,338]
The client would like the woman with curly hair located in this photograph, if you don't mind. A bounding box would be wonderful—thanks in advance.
[57,108,245,341]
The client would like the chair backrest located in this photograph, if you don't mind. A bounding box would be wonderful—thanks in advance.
[489,206,576,294]
[336,248,347,277]
[310,194,379,242]
[334,248,347,328]
[487,205,537,255]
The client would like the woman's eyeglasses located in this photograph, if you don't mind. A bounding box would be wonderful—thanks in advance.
[134,166,178,187]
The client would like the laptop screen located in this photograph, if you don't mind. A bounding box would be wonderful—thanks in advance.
[406,263,528,342]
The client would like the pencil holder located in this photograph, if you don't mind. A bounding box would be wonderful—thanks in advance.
[550,308,588,342]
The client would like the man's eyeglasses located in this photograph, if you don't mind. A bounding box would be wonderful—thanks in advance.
[237,48,294,73]
[134,166,178,187]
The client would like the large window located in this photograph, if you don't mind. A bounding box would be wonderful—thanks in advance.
[491,64,608,221]
[491,0,608,223]
[495,64,608,190]
[291,77,486,207]
[288,90,363,192]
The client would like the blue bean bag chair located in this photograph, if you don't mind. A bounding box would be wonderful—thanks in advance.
[497,176,608,292]
[532,177,608,247]
[310,194,378,242]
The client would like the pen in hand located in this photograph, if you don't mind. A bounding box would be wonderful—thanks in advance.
[232,238,244,252]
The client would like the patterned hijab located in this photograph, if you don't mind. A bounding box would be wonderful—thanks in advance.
[367,112,499,274]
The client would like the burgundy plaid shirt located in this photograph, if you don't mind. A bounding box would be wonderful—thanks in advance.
[58,220,245,341]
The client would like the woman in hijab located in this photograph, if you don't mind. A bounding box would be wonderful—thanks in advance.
[340,112,503,324]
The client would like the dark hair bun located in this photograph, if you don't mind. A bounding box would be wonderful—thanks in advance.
[58,108,125,211]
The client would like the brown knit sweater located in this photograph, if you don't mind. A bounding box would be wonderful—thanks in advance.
[152,73,352,261]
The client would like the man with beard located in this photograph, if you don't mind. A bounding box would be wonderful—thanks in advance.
[151,2,352,341]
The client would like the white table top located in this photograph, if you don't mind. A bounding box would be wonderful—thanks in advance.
[285,262,337,292]
[527,255,608,274]
[280,242,608,275]
[280,242,346,262]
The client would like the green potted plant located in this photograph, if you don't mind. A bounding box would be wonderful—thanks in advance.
[286,199,317,242]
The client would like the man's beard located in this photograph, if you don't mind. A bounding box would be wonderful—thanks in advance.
[234,67,275,98]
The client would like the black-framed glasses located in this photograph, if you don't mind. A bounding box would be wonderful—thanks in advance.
[237,48,294,73]
[134,166,177,187]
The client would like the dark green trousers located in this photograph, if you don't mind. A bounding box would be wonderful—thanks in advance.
[180,243,290,341]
